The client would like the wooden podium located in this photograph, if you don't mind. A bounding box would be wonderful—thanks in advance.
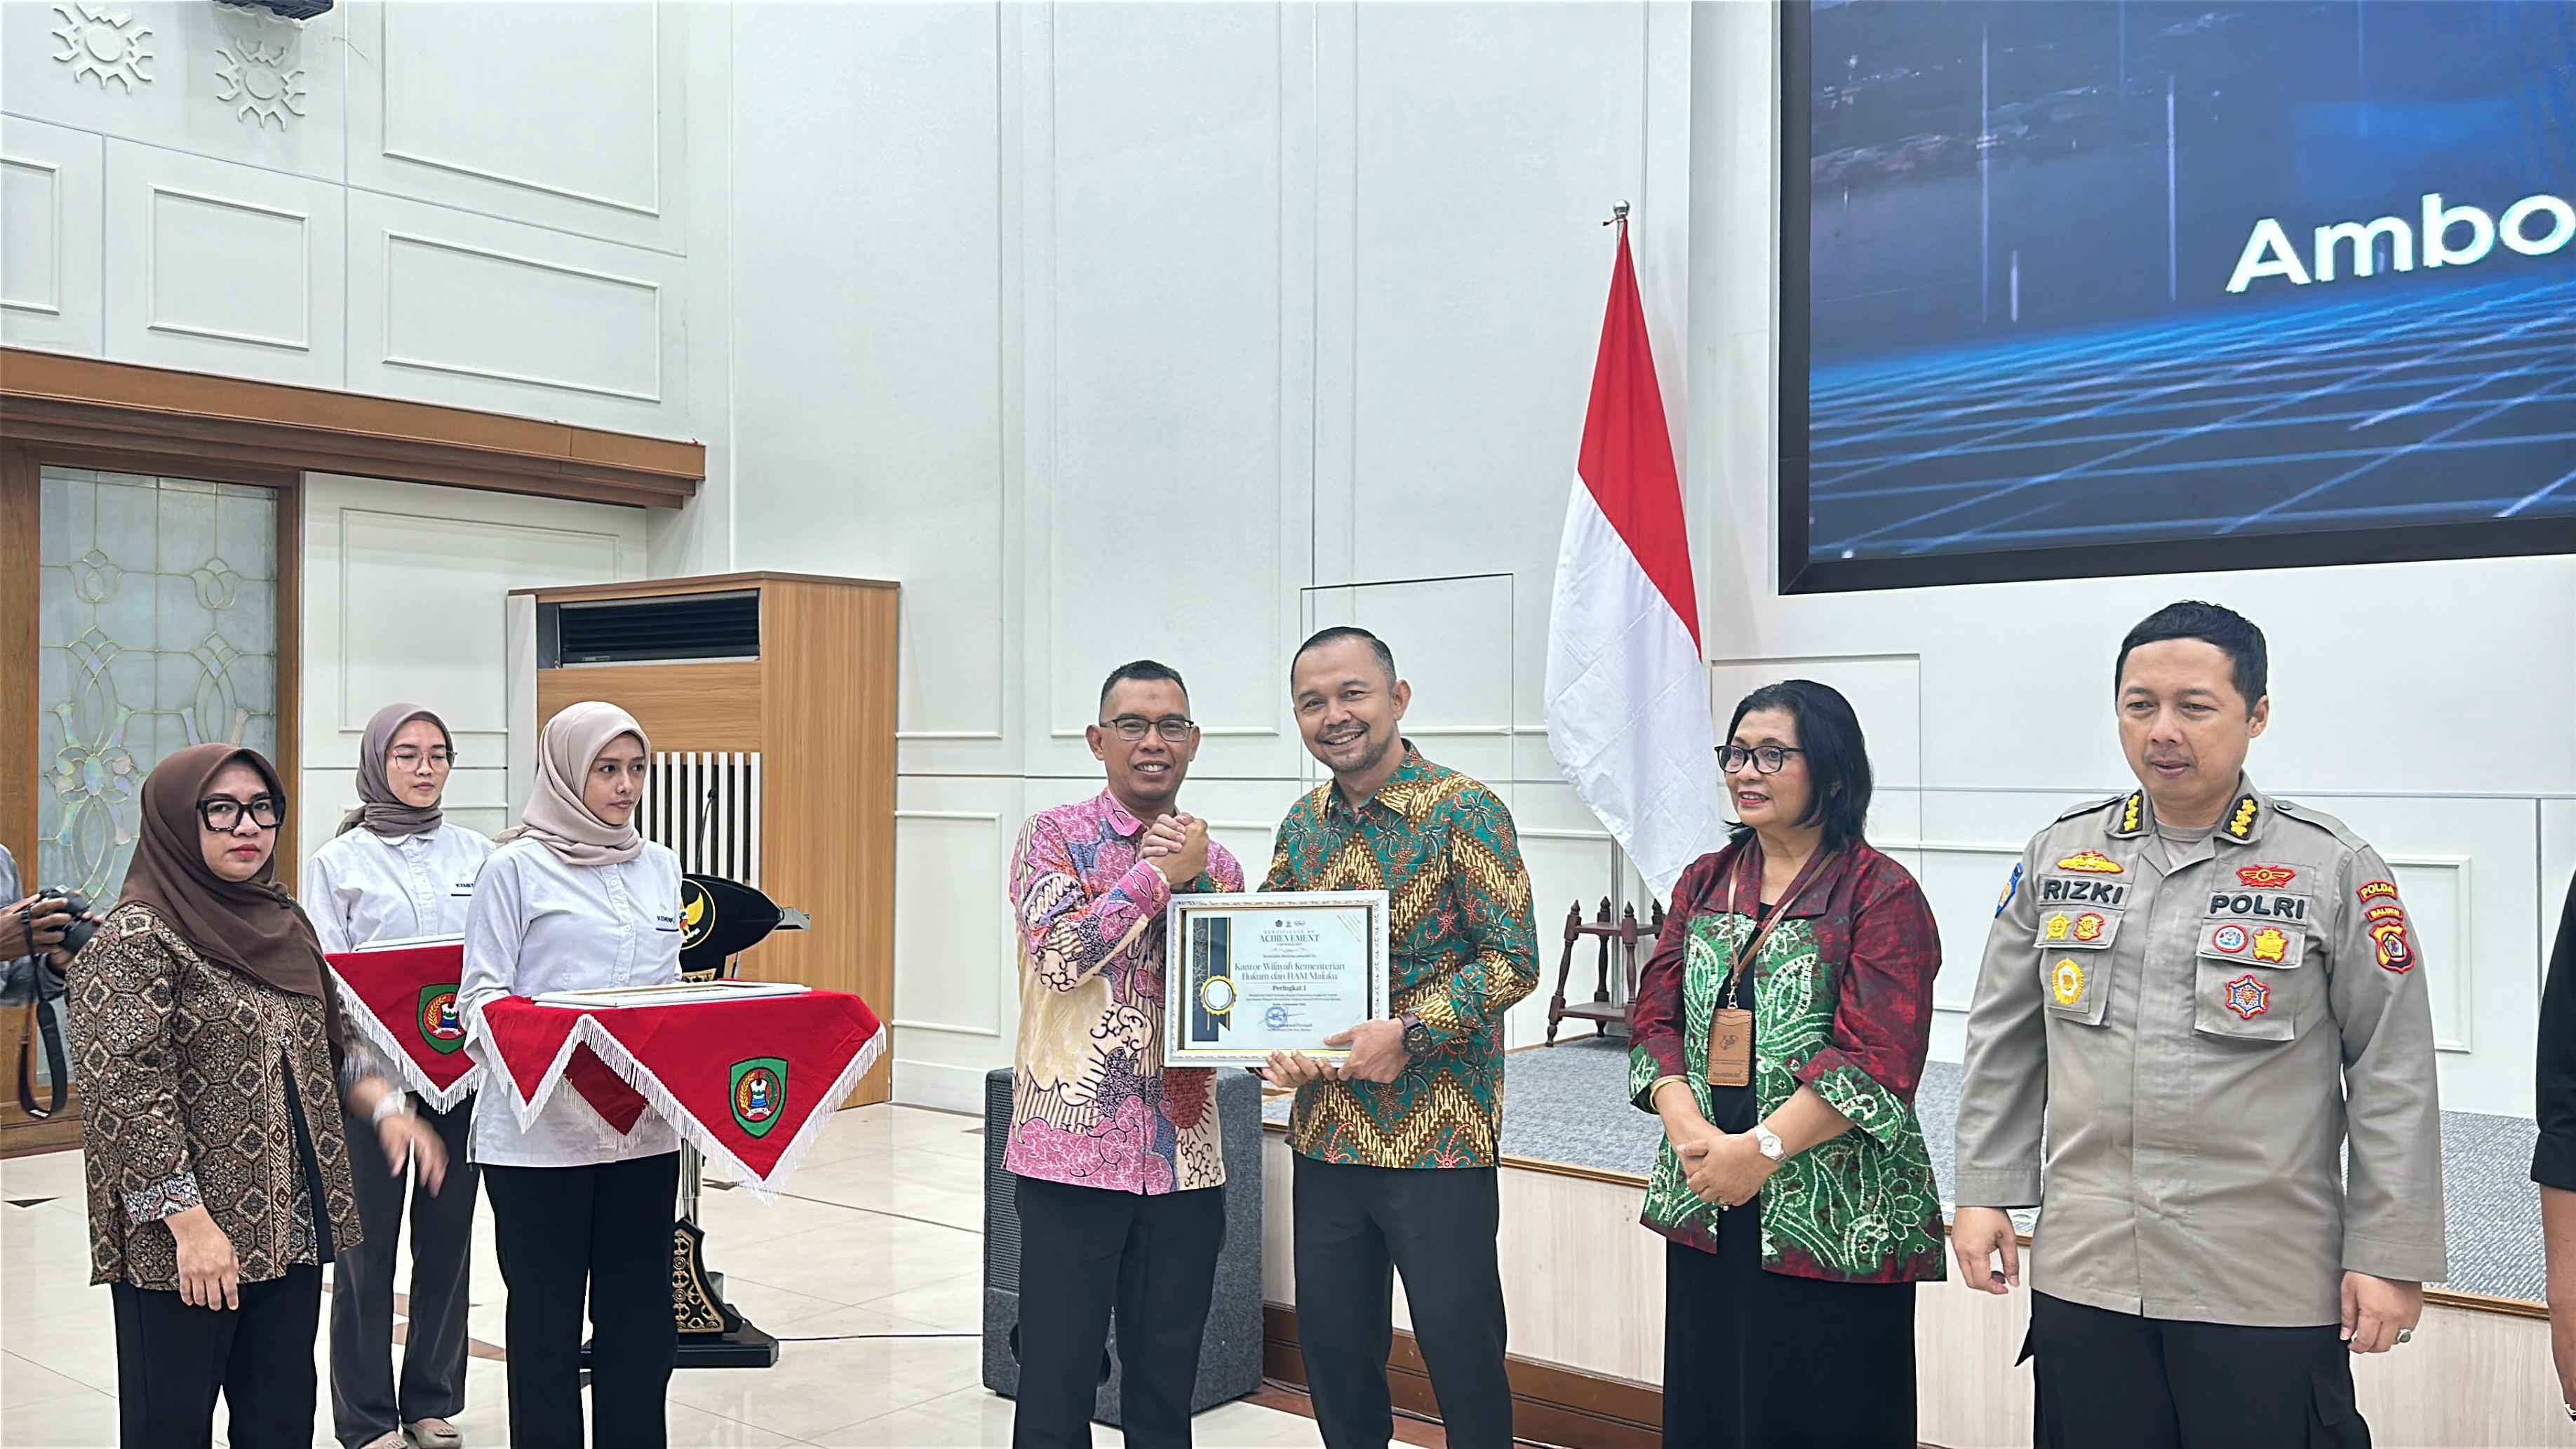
[513,572,897,1106]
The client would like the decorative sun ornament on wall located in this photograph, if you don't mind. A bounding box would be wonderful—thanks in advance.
[215,36,307,130]
[49,2,154,91]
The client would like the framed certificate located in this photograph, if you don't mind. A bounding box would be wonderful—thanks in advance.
[1165,891,1391,1068]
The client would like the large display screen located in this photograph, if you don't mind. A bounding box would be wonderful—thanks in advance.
[1781,1,2576,591]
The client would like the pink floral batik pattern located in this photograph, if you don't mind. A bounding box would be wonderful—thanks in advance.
[1002,792,1242,1196]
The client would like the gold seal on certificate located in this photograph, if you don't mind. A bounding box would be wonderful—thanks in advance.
[1166,891,1391,1067]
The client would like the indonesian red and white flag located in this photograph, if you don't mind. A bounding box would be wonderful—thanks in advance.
[1544,223,1725,903]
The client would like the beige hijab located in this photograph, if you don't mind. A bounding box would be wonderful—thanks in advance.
[499,701,650,866]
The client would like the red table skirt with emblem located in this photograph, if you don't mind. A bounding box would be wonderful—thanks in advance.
[328,944,482,1112]
[471,990,886,1199]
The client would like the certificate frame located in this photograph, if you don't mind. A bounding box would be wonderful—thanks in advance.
[1165,890,1391,1068]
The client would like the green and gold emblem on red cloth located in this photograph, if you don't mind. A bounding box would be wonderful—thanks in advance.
[730,1057,788,1137]
[417,983,468,1055]
[327,943,483,1111]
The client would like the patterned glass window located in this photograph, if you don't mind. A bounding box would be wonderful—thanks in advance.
[38,468,280,903]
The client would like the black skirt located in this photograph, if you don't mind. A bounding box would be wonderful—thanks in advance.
[1663,1067,1917,1449]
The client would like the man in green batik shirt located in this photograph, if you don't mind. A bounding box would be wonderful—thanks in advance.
[1261,627,1537,1449]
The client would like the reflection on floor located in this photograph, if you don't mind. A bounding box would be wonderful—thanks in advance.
[0,1104,1329,1448]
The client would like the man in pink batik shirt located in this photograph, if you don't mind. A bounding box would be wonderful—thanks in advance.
[1005,660,1244,1449]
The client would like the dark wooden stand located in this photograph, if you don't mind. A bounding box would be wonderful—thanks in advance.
[1543,897,1663,1046]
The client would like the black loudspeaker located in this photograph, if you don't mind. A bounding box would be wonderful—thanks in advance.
[980,1067,1265,1424]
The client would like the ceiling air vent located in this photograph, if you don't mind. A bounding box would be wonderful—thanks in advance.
[545,591,760,666]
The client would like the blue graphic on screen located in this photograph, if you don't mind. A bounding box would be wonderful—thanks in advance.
[1798,1,2574,574]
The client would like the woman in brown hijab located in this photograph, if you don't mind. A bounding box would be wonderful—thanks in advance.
[69,743,448,1449]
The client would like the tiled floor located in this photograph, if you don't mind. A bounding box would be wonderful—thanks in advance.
[0,1105,1329,1448]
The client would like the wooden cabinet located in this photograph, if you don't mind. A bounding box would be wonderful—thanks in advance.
[518,572,899,1106]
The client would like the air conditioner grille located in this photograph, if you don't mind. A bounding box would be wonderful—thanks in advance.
[556,592,758,664]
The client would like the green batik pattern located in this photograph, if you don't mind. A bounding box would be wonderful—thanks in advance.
[1633,910,1946,1281]
[1632,915,1740,1241]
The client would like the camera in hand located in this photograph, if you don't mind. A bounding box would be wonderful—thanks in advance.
[32,889,102,958]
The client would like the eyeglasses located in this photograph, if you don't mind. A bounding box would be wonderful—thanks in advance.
[1102,715,1195,743]
[388,747,455,768]
[1717,745,1804,775]
[197,796,284,831]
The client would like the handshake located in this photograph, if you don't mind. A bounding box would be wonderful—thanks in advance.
[1137,812,1212,888]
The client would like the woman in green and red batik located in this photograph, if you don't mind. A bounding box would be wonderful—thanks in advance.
[1628,680,1946,1449]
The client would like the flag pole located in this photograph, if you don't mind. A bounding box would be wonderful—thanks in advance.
[1600,199,1642,967]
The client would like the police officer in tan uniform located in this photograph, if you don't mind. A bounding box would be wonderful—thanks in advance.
[1952,602,2446,1449]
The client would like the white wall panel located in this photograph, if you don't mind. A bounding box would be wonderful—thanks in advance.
[296,473,645,871]
[1,0,346,184]
[726,1,1012,764]
[892,811,1007,1040]
[890,774,1028,1113]
[102,139,342,385]
[344,0,684,253]
[344,189,687,435]
[1708,651,1924,787]
[1,116,105,355]
[1303,574,1520,787]
[2547,800,2576,984]
[1039,3,1303,771]
[1347,1,1653,737]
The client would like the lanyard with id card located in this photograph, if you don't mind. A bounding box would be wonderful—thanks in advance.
[1708,847,1838,1089]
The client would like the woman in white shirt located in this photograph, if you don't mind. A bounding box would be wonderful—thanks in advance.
[304,703,490,1449]
[460,701,681,1449]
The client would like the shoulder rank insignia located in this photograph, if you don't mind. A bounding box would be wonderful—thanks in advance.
[2117,793,2144,835]
[2224,795,2261,842]
[2051,958,2086,1006]
[2252,926,2290,964]
[2356,879,2400,904]
[2056,850,2124,875]
[2238,864,2295,889]
[2223,973,2270,1019]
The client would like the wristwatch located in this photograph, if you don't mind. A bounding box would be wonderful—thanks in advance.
[1753,1125,1786,1164]
[1397,1011,1433,1060]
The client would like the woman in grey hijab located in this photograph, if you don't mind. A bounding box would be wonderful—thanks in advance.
[302,703,491,1449]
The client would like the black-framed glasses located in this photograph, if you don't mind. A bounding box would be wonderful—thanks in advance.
[388,746,455,768]
[1717,745,1804,775]
[1102,715,1195,743]
[197,796,284,831]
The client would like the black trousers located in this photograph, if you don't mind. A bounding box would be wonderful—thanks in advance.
[1010,1175,1226,1449]
[1661,1226,1915,1449]
[483,1152,680,1449]
[330,1095,478,1448]
[112,1265,323,1449]
[1291,1159,1511,1449]
[2027,1291,2370,1449]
